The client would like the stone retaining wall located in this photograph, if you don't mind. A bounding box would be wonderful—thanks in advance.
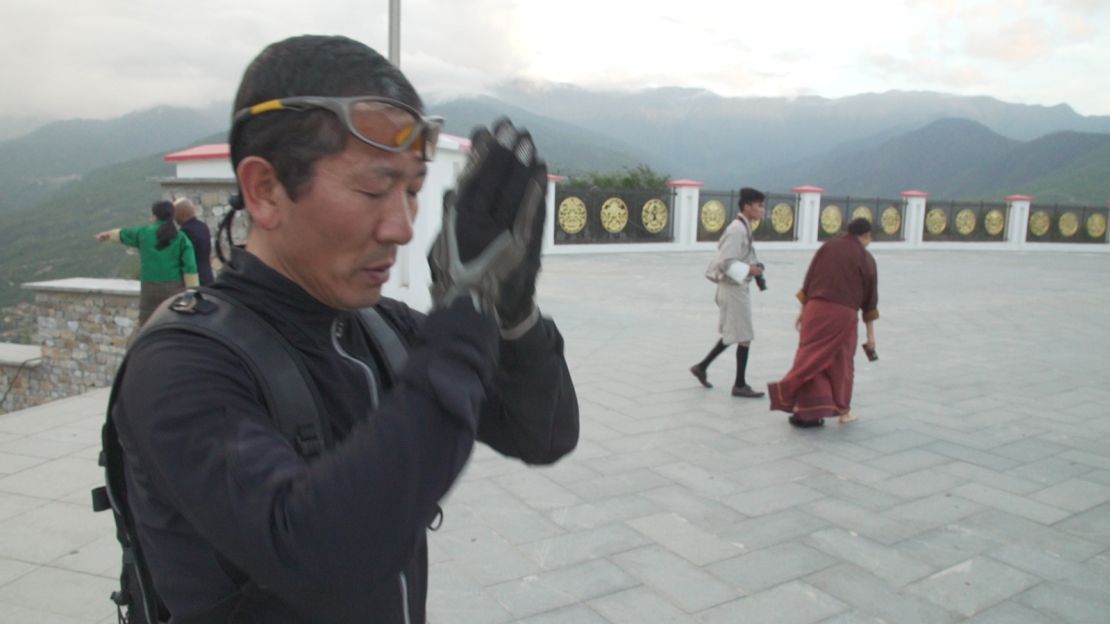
[0,279,138,414]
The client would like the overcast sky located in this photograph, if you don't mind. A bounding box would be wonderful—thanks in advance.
[2,0,1109,121]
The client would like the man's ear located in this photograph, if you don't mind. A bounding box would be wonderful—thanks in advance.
[236,156,289,230]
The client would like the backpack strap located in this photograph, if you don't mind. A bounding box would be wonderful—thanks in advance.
[357,306,409,383]
[139,289,330,457]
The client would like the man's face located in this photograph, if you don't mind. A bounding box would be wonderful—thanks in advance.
[743,200,765,221]
[267,132,426,310]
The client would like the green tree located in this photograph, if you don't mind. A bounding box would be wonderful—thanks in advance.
[567,164,670,191]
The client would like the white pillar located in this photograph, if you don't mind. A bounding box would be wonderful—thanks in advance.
[1005,195,1032,247]
[901,190,929,246]
[542,176,560,254]
[667,180,704,249]
[792,185,824,245]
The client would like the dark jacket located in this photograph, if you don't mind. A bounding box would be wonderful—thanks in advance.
[178,217,215,285]
[112,250,579,623]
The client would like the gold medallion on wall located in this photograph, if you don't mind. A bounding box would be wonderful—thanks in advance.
[600,197,629,234]
[821,205,843,235]
[851,206,873,223]
[1058,212,1079,238]
[955,209,977,236]
[1088,213,1108,239]
[642,199,668,234]
[880,207,901,235]
[557,196,587,234]
[700,200,726,233]
[1028,211,1050,237]
[984,209,1005,236]
[770,203,794,234]
[925,208,947,235]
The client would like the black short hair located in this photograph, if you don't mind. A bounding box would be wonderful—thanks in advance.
[847,217,872,236]
[230,35,423,200]
[739,187,765,208]
[151,200,176,250]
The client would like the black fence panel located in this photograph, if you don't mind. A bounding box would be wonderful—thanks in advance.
[1026,205,1109,244]
[753,193,798,242]
[697,191,797,242]
[923,201,1008,242]
[818,196,907,241]
[554,187,675,245]
[696,190,737,243]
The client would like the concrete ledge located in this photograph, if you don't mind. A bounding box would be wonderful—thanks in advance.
[22,278,140,296]
[0,344,43,367]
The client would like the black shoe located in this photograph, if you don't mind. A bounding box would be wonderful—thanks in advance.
[690,365,712,388]
[731,384,765,398]
[788,415,824,428]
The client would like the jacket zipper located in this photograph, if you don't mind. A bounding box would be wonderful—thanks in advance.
[332,318,412,624]
[330,318,379,409]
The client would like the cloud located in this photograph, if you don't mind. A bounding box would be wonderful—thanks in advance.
[963,18,1050,63]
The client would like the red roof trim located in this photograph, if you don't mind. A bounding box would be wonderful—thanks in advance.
[165,143,230,162]
[667,179,704,188]
[1005,194,1033,202]
[900,190,929,198]
[792,185,825,193]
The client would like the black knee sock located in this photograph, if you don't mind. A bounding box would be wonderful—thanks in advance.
[734,345,750,388]
[698,340,727,369]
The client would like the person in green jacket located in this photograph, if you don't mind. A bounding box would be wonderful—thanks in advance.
[96,200,200,326]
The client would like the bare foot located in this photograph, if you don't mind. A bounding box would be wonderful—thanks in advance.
[838,413,858,424]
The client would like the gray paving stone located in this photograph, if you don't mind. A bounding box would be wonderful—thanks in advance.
[626,512,742,565]
[896,523,1008,569]
[1009,455,1097,486]
[805,528,934,588]
[856,430,936,454]
[1016,582,1110,624]
[638,486,746,532]
[652,462,739,499]
[904,556,1039,617]
[0,603,88,624]
[717,508,830,552]
[490,558,637,618]
[431,526,542,586]
[1054,502,1110,546]
[990,437,1071,463]
[516,604,611,624]
[696,580,847,624]
[0,557,35,586]
[0,565,116,621]
[797,452,891,484]
[1029,478,1110,513]
[525,524,651,571]
[872,468,965,499]
[961,509,1105,561]
[494,469,584,511]
[804,475,904,511]
[804,563,961,624]
[924,442,1018,472]
[802,498,924,545]
[723,482,825,516]
[939,461,1041,495]
[707,542,837,594]
[427,584,515,624]
[588,586,696,623]
[864,449,949,476]
[562,468,671,502]
[882,492,986,530]
[0,501,113,564]
[963,601,1057,624]
[547,494,663,531]
[952,482,1071,524]
[989,543,1110,596]
[611,545,735,613]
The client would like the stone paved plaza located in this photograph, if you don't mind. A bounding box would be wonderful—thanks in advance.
[1,248,1109,623]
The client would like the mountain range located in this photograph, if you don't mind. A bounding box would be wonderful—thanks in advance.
[0,87,1107,309]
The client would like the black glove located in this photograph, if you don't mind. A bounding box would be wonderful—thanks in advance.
[428,119,547,338]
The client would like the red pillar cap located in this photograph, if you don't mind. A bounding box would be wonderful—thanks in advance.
[1005,194,1033,202]
[900,190,929,198]
[667,179,704,188]
[791,185,825,193]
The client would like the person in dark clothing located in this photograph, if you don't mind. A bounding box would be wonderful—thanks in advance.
[173,198,215,285]
[109,35,578,623]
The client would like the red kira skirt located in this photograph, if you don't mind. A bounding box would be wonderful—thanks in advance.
[768,299,857,424]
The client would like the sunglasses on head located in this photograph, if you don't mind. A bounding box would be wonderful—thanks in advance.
[232,95,444,161]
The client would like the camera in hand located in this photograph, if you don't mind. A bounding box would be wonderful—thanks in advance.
[862,343,878,362]
[753,263,767,291]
